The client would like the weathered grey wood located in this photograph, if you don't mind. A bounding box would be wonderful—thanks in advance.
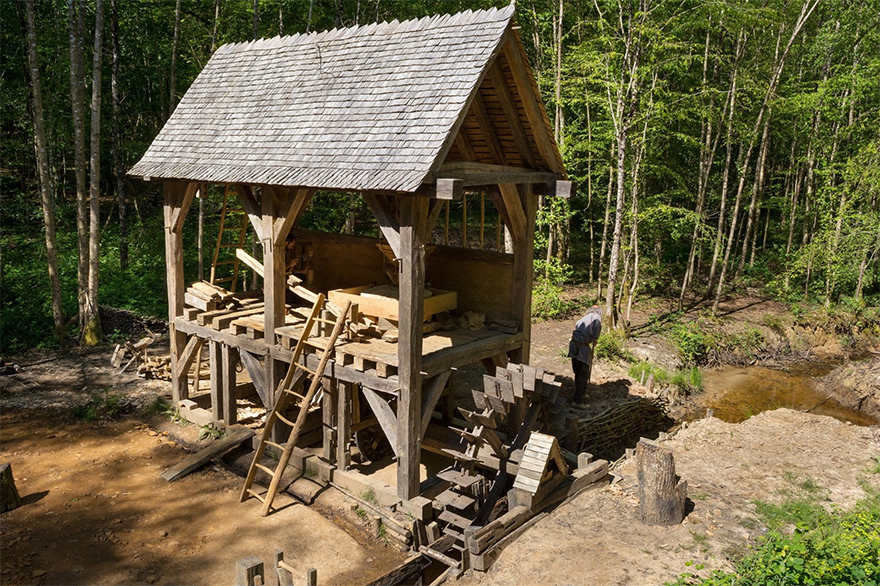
[362,386,399,458]
[636,438,687,526]
[1,463,21,512]
[437,162,556,188]
[239,350,267,407]
[419,370,451,439]
[235,555,264,586]
[397,196,428,500]
[337,381,353,470]
[498,183,526,244]
[222,344,239,425]
[235,184,266,242]
[178,335,204,374]
[510,184,536,362]
[209,340,223,421]
[161,426,255,482]
[362,193,401,258]
[363,554,431,586]
[164,181,195,403]
[322,379,337,462]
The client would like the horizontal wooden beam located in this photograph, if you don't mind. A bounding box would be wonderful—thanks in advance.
[433,162,570,197]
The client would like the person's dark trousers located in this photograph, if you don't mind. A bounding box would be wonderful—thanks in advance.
[572,357,591,402]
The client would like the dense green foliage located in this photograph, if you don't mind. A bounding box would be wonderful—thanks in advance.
[2,0,879,351]
[669,476,880,585]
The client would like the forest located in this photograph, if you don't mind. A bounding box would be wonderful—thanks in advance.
[2,0,879,353]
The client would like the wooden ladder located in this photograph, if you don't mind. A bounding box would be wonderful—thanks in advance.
[240,294,352,516]
[210,184,249,292]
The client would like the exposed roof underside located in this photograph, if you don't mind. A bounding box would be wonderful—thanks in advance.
[130,4,564,193]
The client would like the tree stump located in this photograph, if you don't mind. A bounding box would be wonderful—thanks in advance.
[1,463,21,512]
[636,438,686,526]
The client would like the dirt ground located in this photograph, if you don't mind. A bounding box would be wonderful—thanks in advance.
[2,293,879,586]
[0,348,403,586]
[461,408,880,586]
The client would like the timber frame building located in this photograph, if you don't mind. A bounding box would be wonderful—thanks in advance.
[130,4,569,501]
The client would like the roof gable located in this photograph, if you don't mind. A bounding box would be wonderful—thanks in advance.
[130,6,519,192]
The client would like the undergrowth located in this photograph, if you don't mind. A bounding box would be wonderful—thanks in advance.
[72,388,124,421]
[668,475,880,586]
[595,330,634,362]
[628,360,703,393]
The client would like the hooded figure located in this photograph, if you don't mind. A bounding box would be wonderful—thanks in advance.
[568,305,602,402]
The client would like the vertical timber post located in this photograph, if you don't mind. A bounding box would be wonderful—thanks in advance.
[511,184,536,363]
[223,345,239,425]
[261,186,300,418]
[337,381,353,469]
[163,181,195,403]
[209,340,223,420]
[397,196,428,500]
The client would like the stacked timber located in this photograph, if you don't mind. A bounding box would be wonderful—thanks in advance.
[573,398,673,460]
[184,281,237,312]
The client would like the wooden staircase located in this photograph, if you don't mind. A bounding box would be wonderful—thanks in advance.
[240,294,351,516]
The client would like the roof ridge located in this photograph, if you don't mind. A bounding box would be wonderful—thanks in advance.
[215,4,514,54]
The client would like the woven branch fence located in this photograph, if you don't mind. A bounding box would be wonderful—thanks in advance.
[573,398,674,461]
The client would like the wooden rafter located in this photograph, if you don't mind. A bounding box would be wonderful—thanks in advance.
[485,63,536,168]
[500,31,565,175]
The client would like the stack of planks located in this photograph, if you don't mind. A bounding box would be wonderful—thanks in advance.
[184,280,238,312]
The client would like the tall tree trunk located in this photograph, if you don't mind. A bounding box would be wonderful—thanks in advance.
[714,0,819,310]
[169,0,181,118]
[706,31,744,292]
[737,109,772,278]
[83,0,105,346]
[25,0,65,342]
[680,27,722,308]
[69,0,88,331]
[597,161,613,298]
[586,100,595,284]
[605,124,627,328]
[110,0,126,270]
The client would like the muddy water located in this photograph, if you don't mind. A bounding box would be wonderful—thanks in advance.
[695,362,878,427]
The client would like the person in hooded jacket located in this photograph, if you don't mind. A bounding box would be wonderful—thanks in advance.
[568,305,602,403]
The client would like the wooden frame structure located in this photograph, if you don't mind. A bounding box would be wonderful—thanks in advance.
[131,5,570,501]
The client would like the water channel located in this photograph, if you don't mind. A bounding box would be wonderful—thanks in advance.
[691,360,878,427]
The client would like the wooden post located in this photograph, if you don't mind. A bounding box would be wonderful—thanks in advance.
[322,379,337,462]
[336,381,353,470]
[397,196,428,500]
[235,556,264,586]
[222,345,239,425]
[510,184,536,363]
[261,187,303,414]
[209,340,223,421]
[636,438,687,526]
[164,181,196,403]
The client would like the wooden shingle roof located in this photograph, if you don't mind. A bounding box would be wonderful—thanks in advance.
[130,5,531,193]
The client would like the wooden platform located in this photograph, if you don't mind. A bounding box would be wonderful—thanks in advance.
[177,291,522,391]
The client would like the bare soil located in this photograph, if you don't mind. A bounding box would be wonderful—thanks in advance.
[0,348,403,586]
[461,409,880,586]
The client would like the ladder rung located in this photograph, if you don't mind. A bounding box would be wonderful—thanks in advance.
[214,260,237,267]
[276,412,296,427]
[265,441,285,451]
[314,318,337,325]
[246,488,267,503]
[303,339,328,350]
[283,389,307,401]
[254,463,276,477]
[295,364,317,376]
[212,277,234,283]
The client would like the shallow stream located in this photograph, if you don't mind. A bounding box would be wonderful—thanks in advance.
[692,361,877,427]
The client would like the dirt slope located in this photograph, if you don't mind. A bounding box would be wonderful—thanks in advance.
[461,409,880,586]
